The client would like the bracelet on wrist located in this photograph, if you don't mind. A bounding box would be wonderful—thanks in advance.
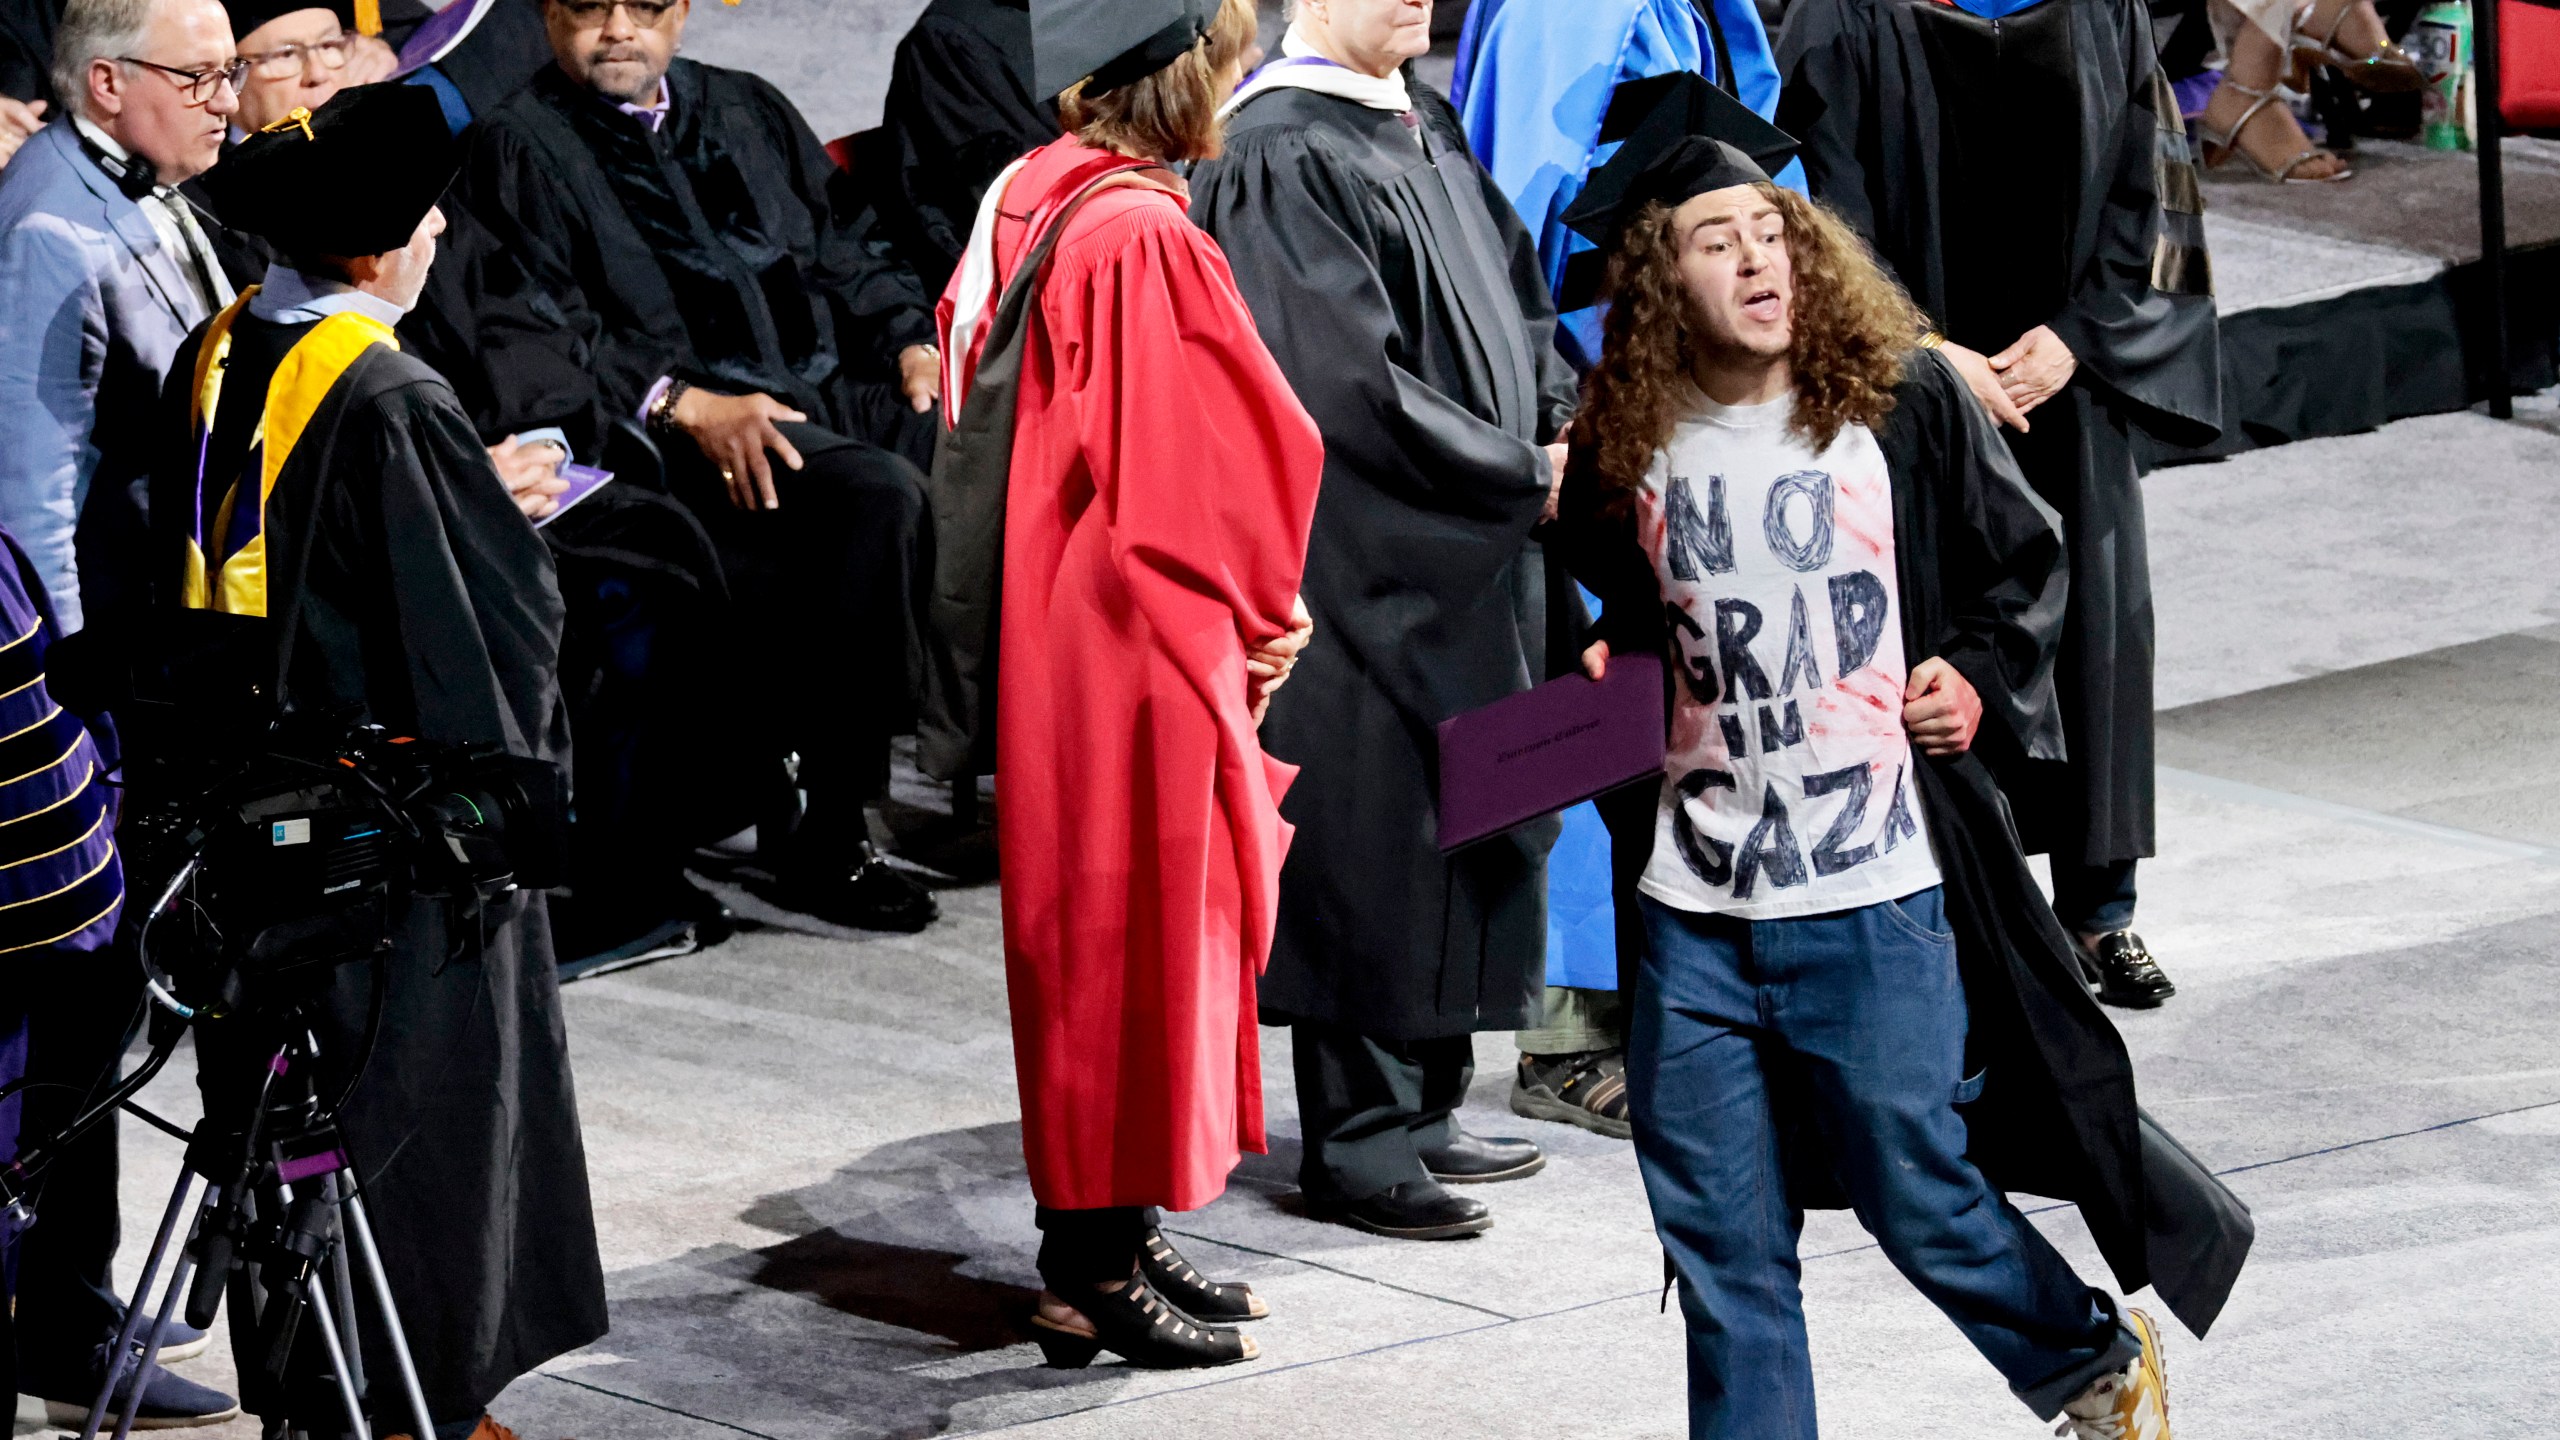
[648,379,692,437]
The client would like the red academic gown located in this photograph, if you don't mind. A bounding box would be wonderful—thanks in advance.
[940,136,1323,1211]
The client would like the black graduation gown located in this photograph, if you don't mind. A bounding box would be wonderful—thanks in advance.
[1556,350,2251,1337]
[154,314,609,1418]
[875,0,1059,300]
[1775,0,2221,867]
[459,58,936,459]
[1190,82,1581,1041]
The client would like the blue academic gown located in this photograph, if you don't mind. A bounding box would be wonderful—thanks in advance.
[1453,0,1793,994]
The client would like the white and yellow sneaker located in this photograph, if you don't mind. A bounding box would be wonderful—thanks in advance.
[2055,1307,2171,1440]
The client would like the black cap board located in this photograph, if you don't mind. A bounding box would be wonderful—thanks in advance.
[199,83,461,259]
[1552,72,1800,311]
[220,0,357,41]
[1030,0,1221,102]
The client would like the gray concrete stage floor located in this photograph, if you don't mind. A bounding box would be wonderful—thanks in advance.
[54,400,2560,1440]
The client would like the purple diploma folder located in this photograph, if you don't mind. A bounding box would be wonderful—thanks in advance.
[1435,652,1665,853]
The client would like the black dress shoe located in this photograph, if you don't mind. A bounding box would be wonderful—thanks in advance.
[771,852,939,932]
[2088,930,2176,1009]
[1420,1129,1546,1184]
[1312,1178,1492,1240]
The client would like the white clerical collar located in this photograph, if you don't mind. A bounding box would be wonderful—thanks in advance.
[1221,27,1412,118]
[249,261,411,328]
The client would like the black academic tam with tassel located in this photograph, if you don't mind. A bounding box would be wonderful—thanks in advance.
[198,82,460,258]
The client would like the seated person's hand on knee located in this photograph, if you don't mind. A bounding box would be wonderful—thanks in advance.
[1902,656,1983,757]
[899,343,942,414]
[489,435,570,521]
[673,387,808,511]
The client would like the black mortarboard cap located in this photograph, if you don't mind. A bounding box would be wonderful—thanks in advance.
[1030,0,1221,102]
[219,0,356,41]
[200,83,461,258]
[1553,73,1800,311]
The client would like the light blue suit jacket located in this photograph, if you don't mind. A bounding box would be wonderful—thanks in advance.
[0,120,213,633]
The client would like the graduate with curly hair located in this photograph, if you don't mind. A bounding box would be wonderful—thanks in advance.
[1544,77,2250,1440]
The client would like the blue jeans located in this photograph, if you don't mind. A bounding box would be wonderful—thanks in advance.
[1629,889,2138,1438]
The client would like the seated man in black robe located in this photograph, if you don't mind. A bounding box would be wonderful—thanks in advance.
[457,0,947,931]
[158,83,607,1438]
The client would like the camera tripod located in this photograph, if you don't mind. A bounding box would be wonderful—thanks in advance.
[82,1016,436,1440]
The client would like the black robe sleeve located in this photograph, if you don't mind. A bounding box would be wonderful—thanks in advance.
[1190,125,1552,536]
[1880,349,2070,763]
[401,196,610,454]
[2041,3,2219,446]
[286,365,568,765]
[1417,86,1581,442]
[458,122,682,452]
[743,74,938,373]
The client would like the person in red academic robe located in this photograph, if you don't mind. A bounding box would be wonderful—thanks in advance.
[935,0,1320,1372]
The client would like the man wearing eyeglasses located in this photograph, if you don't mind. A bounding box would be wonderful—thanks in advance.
[458,0,951,933]
[222,0,393,131]
[0,3,251,1424]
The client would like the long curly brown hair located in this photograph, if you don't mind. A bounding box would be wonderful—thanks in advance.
[1577,185,1922,502]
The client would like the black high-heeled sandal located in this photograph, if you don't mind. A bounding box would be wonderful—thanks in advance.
[1140,1225,1268,1323]
[1028,1278,1260,1370]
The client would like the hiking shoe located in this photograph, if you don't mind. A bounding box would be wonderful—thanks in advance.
[1512,1050,1633,1139]
[2056,1307,2171,1440]
[2088,931,2176,1009]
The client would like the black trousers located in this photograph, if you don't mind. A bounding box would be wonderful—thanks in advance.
[1291,1022,1475,1204]
[1033,1205,1155,1294]
[9,944,145,1392]
[667,421,928,810]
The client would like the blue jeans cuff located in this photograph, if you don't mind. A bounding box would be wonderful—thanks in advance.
[2013,1314,2144,1420]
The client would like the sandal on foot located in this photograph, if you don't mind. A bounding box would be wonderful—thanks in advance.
[2288,0,2424,93]
[2199,81,2351,183]
[1140,1225,1267,1323]
[1028,1280,1259,1370]
[1510,1050,1633,1140]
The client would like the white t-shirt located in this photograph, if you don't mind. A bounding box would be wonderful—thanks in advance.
[1634,391,1940,920]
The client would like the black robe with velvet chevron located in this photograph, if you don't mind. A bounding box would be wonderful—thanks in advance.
[1775,0,2222,867]
[1556,350,2251,1337]
[1189,80,1581,1040]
